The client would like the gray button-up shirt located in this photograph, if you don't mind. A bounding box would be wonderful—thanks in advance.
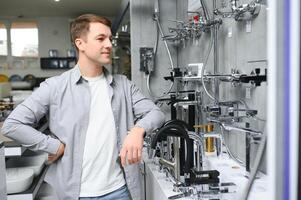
[1,66,165,200]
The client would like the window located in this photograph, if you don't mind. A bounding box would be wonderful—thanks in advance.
[0,23,7,56]
[10,22,38,57]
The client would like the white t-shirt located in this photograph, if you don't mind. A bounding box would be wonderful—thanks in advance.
[79,74,125,197]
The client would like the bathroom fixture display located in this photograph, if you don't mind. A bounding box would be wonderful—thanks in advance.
[175,68,267,87]
[131,0,269,198]
[214,0,261,21]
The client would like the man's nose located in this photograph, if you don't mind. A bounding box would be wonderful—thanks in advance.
[105,38,112,49]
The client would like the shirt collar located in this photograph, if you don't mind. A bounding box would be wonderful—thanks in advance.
[71,64,114,85]
[103,67,114,85]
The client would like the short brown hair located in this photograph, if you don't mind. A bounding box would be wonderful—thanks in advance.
[70,14,111,51]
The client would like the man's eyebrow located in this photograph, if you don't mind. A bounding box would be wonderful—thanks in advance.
[95,34,112,38]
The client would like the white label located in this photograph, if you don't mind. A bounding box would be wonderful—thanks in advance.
[246,20,252,33]
[228,27,233,38]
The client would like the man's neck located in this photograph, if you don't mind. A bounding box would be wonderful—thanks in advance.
[78,58,104,77]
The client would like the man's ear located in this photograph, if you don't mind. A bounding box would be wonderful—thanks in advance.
[75,38,84,52]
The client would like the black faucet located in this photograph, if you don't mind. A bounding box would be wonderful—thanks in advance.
[239,68,267,86]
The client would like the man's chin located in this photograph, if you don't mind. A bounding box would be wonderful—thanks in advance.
[96,59,111,65]
[101,59,112,65]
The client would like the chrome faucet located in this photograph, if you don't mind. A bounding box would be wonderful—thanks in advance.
[187,131,205,172]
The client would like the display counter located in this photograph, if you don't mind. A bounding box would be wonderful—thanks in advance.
[143,151,268,200]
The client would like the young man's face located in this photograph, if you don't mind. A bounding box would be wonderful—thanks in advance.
[77,22,112,65]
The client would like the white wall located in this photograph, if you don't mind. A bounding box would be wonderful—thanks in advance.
[38,17,73,58]
[0,17,73,77]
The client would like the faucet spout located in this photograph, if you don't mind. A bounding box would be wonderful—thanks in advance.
[222,124,262,137]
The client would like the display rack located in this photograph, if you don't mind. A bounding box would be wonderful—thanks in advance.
[7,166,49,200]
[142,151,268,200]
[0,122,49,200]
[0,141,7,200]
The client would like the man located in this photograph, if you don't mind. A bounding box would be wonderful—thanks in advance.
[1,14,165,200]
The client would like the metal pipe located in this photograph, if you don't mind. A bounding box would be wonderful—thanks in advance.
[188,132,205,156]
[159,157,176,169]
[155,18,175,70]
[204,74,233,79]
[201,29,216,101]
[174,101,198,107]
[209,119,262,137]
[166,137,171,160]
[147,5,175,99]
[245,123,251,172]
[158,138,181,185]
[188,131,205,171]
[213,24,219,100]
[219,124,244,165]
[196,144,201,171]
[213,0,219,101]
[228,108,256,112]
[173,137,181,190]
[222,124,262,136]
[200,0,209,21]
[213,0,217,16]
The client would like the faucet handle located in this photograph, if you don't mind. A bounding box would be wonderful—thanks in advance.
[255,68,260,75]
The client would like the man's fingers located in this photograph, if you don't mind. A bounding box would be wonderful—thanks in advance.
[47,155,55,164]
[119,148,127,167]
[120,129,144,166]
[137,148,142,163]
[48,154,55,160]
[132,148,138,163]
[47,143,65,165]
[127,147,133,164]
[48,153,59,163]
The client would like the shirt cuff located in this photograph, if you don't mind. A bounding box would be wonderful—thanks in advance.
[46,137,61,155]
[135,121,151,135]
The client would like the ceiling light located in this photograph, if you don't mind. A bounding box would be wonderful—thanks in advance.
[54,0,60,2]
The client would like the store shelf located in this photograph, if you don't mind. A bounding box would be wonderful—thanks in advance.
[0,120,50,199]
[7,165,49,200]
[3,141,26,157]
[0,141,7,200]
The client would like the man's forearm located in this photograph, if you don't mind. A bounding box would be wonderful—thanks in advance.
[2,118,61,154]
[129,126,145,137]
[135,108,165,135]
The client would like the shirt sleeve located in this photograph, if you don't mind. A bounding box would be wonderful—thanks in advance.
[128,79,165,134]
[1,79,61,154]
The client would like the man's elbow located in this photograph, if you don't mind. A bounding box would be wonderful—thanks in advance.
[156,110,166,126]
[1,119,18,137]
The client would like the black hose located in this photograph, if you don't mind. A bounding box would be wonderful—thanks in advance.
[163,119,193,131]
[151,122,193,173]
